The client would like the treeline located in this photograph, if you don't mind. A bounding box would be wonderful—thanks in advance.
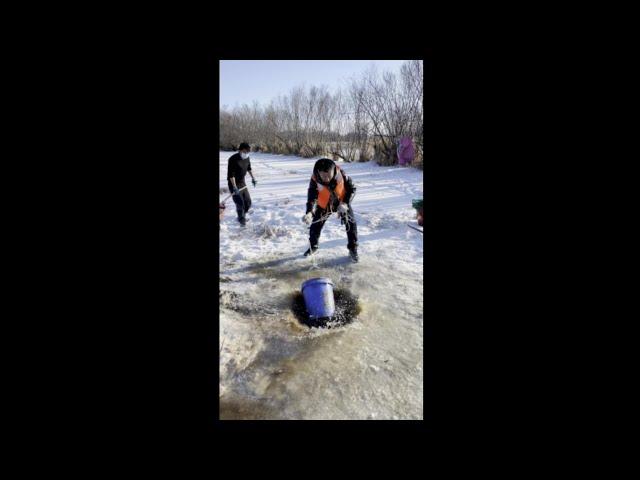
[220,60,423,166]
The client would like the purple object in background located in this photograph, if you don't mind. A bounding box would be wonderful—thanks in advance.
[397,137,415,166]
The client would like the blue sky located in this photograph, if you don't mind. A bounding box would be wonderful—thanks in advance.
[220,60,411,109]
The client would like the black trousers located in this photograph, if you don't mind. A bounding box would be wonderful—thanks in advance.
[309,205,358,250]
[231,186,251,219]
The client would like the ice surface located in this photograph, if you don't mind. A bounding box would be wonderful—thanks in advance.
[219,151,423,420]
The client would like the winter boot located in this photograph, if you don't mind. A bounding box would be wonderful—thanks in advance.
[304,246,319,256]
[237,208,246,226]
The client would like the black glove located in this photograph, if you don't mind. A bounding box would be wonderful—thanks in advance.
[252,178,257,187]
[232,187,240,196]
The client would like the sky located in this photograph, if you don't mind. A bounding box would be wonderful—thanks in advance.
[220,60,411,110]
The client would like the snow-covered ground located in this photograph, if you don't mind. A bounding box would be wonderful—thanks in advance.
[219,151,424,420]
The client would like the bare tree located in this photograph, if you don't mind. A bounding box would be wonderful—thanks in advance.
[219,60,422,165]
[330,88,370,162]
[400,60,424,164]
[348,61,423,165]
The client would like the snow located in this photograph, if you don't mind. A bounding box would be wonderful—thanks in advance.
[219,151,423,420]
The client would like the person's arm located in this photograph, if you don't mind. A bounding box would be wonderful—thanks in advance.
[228,157,239,192]
[302,178,317,224]
[306,178,318,214]
[335,175,355,222]
[247,160,257,185]
[344,175,356,204]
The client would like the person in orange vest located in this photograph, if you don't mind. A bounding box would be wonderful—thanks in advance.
[302,158,359,262]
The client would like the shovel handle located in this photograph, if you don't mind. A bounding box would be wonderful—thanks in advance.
[220,185,248,204]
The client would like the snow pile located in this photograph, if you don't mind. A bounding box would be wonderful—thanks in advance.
[219,151,423,420]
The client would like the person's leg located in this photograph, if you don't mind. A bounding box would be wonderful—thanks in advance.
[232,192,245,222]
[346,205,358,250]
[242,189,252,213]
[309,209,326,249]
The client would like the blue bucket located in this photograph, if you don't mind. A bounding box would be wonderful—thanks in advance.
[301,277,335,321]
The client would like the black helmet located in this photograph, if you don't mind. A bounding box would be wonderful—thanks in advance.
[239,142,251,151]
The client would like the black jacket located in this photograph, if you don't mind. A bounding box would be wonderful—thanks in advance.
[306,159,356,214]
[227,152,252,189]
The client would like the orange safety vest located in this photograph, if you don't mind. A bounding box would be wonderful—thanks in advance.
[312,166,346,209]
